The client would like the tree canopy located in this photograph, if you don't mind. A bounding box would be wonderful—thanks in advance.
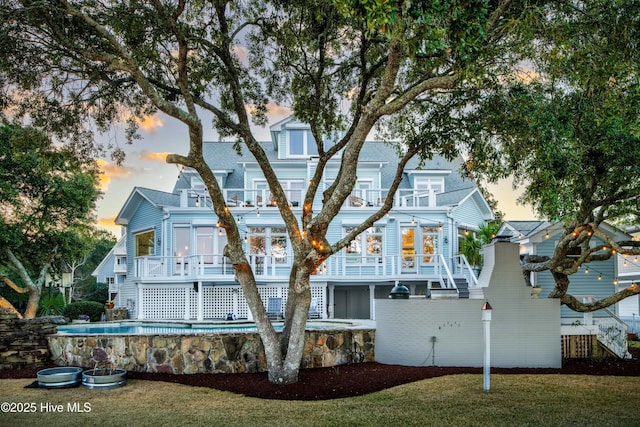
[462,0,640,310]
[2,0,622,383]
[0,124,101,317]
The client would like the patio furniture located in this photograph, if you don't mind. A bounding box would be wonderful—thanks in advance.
[267,297,283,320]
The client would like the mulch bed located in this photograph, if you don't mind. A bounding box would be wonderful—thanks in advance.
[4,347,639,401]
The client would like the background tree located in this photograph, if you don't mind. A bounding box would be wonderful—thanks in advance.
[70,230,116,303]
[462,0,640,311]
[0,124,101,318]
[0,0,546,383]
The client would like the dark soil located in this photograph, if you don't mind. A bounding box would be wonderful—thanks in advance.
[4,347,639,401]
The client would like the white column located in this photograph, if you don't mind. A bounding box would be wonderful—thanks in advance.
[369,284,376,320]
[197,282,204,321]
[137,283,144,320]
[328,284,335,319]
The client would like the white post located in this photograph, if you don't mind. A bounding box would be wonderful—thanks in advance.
[197,282,204,321]
[481,301,492,392]
[137,283,144,320]
[328,283,335,319]
[369,284,376,320]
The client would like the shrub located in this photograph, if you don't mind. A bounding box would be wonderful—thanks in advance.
[63,301,105,322]
[38,292,65,316]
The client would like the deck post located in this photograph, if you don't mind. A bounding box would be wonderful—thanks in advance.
[197,281,204,321]
[137,283,144,320]
[369,284,376,320]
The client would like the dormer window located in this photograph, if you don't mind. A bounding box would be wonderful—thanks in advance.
[414,177,444,194]
[288,129,317,157]
[191,177,206,192]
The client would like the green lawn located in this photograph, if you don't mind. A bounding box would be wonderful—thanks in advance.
[1,374,638,427]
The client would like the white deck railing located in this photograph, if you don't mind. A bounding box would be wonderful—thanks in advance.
[134,252,475,283]
[190,187,438,210]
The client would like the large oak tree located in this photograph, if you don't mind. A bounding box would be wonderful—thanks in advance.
[462,0,640,311]
[1,0,548,383]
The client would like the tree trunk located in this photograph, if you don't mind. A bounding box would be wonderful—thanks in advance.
[24,288,40,319]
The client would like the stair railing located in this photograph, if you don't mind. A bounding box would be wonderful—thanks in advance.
[437,254,458,292]
[596,307,632,359]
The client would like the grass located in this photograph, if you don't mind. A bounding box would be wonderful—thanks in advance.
[1,374,639,427]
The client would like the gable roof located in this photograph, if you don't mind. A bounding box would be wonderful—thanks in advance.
[115,187,179,225]
[499,220,550,240]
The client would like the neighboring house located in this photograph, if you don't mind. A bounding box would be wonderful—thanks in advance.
[97,117,494,320]
[499,220,637,356]
[617,228,640,333]
[92,234,127,301]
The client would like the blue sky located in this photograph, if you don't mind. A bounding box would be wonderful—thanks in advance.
[95,110,537,236]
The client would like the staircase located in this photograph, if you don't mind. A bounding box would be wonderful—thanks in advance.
[430,277,470,299]
[596,309,632,359]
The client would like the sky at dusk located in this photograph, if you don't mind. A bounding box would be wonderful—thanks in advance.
[95,111,538,237]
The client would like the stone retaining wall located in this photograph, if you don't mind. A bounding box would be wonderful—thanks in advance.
[48,328,375,374]
[0,310,65,369]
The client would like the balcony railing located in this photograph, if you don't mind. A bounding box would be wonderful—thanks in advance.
[190,187,437,209]
[134,253,476,284]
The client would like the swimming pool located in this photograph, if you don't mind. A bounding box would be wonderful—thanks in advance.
[48,320,376,375]
[55,320,358,335]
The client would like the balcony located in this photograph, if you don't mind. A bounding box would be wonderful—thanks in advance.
[190,187,437,210]
[133,253,477,286]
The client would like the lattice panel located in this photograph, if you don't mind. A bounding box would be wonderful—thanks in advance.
[311,285,326,317]
[142,287,187,319]
[189,288,198,319]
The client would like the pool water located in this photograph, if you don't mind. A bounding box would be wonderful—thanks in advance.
[56,321,352,335]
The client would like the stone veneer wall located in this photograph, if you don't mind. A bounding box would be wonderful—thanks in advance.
[48,328,375,374]
[0,310,65,369]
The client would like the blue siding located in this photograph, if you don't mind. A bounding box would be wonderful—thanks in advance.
[126,198,164,275]
[535,236,617,319]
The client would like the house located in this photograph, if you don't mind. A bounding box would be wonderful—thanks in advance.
[92,234,127,301]
[498,220,637,356]
[96,117,494,321]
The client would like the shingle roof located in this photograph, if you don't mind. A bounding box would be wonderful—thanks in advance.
[501,220,550,238]
[136,187,180,207]
[176,139,477,207]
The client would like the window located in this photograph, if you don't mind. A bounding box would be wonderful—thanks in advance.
[248,227,289,264]
[345,226,383,264]
[195,226,227,264]
[414,177,444,194]
[287,129,335,157]
[135,230,155,257]
[422,227,439,262]
[191,177,205,192]
[253,179,304,206]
